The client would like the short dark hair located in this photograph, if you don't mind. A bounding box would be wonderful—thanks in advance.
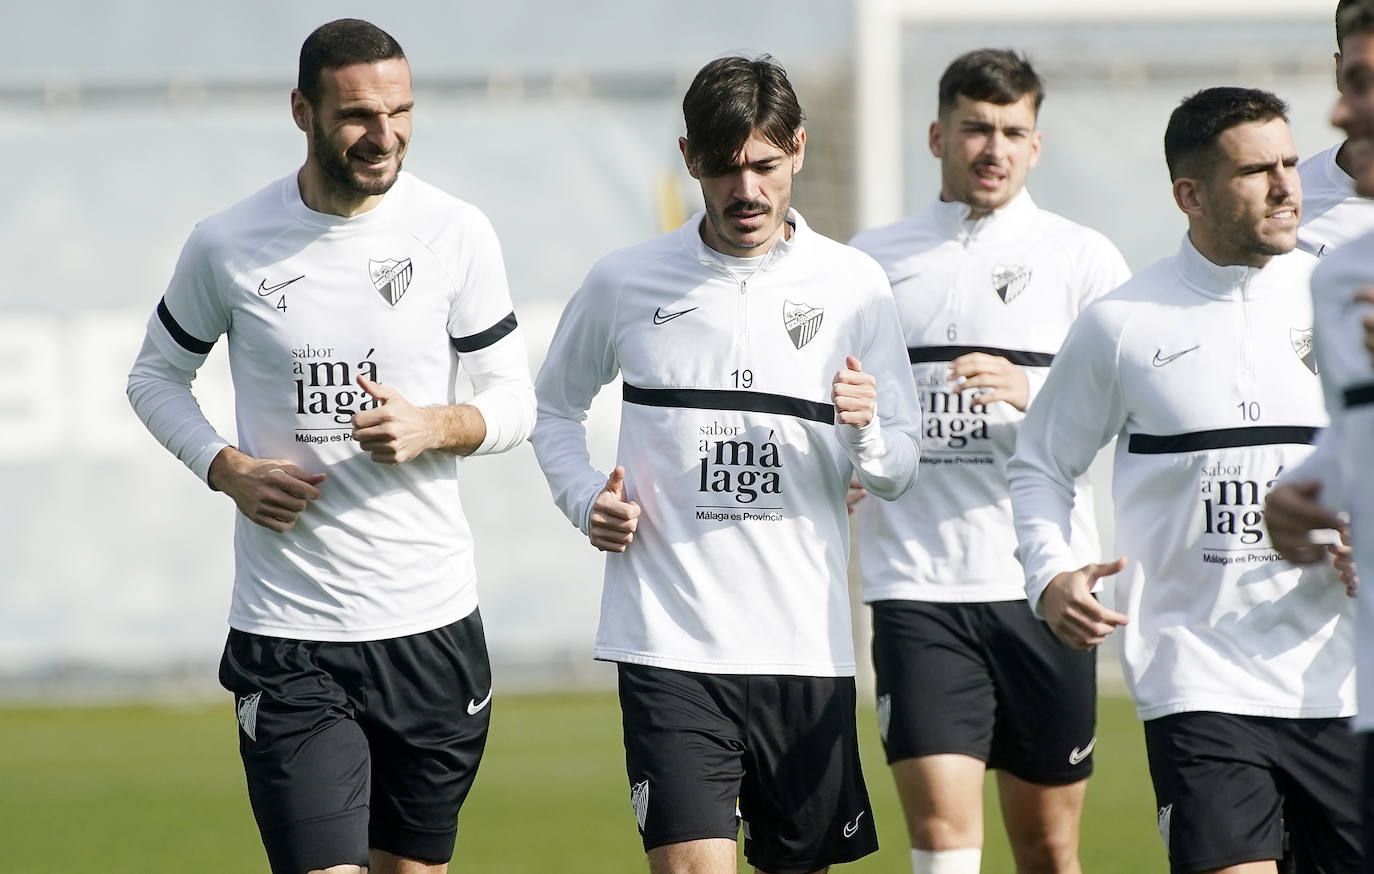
[1163,87,1289,180]
[937,49,1045,118]
[298,19,406,106]
[681,55,804,177]
[1338,0,1374,49]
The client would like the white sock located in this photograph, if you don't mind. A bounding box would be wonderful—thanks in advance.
[911,847,982,874]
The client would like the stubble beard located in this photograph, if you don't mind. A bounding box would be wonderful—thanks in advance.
[311,116,402,199]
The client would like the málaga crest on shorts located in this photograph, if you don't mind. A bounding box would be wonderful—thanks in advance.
[370,257,414,306]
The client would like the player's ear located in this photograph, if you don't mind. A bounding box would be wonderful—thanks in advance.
[291,89,311,134]
[791,127,806,175]
[679,137,701,180]
[1172,176,1204,217]
[928,120,944,159]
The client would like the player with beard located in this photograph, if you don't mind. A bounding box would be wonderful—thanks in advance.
[1009,87,1359,874]
[532,55,922,874]
[847,50,1129,874]
[126,19,534,874]
[1299,0,1374,257]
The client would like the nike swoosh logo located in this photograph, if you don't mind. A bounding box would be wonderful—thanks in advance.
[842,811,866,838]
[653,306,698,325]
[1069,736,1097,765]
[1152,345,1199,367]
[466,688,493,715]
[257,275,305,296]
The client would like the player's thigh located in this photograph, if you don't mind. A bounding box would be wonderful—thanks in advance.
[360,610,493,867]
[647,838,738,874]
[890,754,987,848]
[871,600,995,763]
[996,770,1086,858]
[218,630,371,874]
[983,600,1096,786]
[618,663,746,851]
[1273,717,1362,874]
[1144,713,1283,874]
[739,675,878,873]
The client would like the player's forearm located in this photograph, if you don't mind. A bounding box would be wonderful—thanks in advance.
[1007,459,1081,614]
[126,335,231,485]
[840,418,920,500]
[531,412,608,534]
[419,404,492,456]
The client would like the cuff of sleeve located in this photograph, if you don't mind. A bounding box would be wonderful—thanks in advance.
[191,441,232,489]
[836,416,884,464]
[468,386,535,457]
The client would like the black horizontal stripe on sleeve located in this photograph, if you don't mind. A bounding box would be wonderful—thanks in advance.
[156,298,215,355]
[1343,382,1374,409]
[908,345,1055,367]
[451,311,518,353]
[1127,425,1320,455]
[623,384,834,424]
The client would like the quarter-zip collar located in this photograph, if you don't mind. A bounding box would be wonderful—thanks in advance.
[1175,233,1274,301]
[685,208,806,274]
[931,188,1039,246]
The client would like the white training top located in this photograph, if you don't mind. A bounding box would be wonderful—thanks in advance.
[1299,144,1374,257]
[1009,235,1354,720]
[127,172,535,642]
[1288,230,1374,730]
[532,210,923,677]
[849,190,1129,603]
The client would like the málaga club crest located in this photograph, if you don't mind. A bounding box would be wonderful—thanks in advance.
[1291,327,1318,374]
[370,258,414,306]
[991,263,1031,303]
[784,300,824,349]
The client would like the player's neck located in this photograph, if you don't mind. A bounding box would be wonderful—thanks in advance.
[1335,139,1358,181]
[295,166,386,218]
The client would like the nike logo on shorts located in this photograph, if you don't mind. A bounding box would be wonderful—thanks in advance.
[467,688,493,715]
[1069,736,1097,765]
[652,306,697,325]
[1152,345,1199,367]
[843,811,866,838]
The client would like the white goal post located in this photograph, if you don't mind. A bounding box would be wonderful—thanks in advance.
[853,0,1335,232]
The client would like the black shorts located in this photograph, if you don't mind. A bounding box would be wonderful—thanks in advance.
[1144,712,1361,874]
[218,610,492,874]
[870,599,1096,785]
[1362,733,1374,874]
[617,663,879,873]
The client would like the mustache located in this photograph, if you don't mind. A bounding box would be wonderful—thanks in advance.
[725,200,769,215]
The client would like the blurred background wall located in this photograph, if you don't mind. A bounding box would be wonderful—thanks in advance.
[0,0,1338,698]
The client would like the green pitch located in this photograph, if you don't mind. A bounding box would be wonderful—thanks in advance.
[0,691,1164,873]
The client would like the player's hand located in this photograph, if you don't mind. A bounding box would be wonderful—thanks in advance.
[589,466,641,553]
[352,376,435,464]
[832,356,877,428]
[1264,480,1345,566]
[1355,288,1374,366]
[1332,528,1359,597]
[209,446,326,533]
[845,473,867,514]
[1040,558,1128,651]
[950,352,1029,412]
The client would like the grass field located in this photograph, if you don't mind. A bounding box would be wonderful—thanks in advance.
[0,691,1166,873]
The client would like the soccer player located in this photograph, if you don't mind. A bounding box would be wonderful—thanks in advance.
[1264,3,1374,872]
[1299,0,1374,257]
[1008,87,1359,874]
[125,19,534,874]
[532,55,922,874]
[847,49,1129,874]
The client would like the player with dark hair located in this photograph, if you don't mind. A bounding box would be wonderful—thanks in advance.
[1266,3,1374,871]
[533,54,922,874]
[848,47,1128,874]
[1010,86,1359,874]
[126,18,534,874]
[1299,0,1374,256]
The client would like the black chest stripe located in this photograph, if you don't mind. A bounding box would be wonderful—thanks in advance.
[623,384,834,424]
[1127,425,1320,454]
[908,345,1055,367]
[451,311,518,353]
